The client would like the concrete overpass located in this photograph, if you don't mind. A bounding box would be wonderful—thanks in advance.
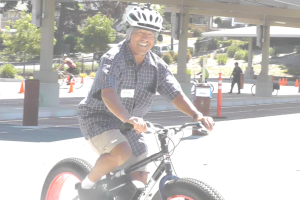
[1,0,300,106]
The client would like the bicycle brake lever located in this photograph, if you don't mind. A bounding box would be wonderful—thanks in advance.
[196,122,209,135]
[145,121,156,134]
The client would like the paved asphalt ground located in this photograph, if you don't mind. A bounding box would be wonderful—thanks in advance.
[1,103,300,200]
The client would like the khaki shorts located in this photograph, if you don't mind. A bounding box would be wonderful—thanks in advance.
[87,129,148,172]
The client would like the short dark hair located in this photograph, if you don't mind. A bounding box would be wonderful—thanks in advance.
[235,62,239,65]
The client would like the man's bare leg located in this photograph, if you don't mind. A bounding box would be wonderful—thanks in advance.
[88,142,132,182]
[130,171,148,185]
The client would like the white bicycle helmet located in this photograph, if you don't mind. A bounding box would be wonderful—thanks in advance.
[126,4,163,33]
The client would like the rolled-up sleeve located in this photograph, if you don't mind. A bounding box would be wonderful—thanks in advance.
[92,57,119,99]
[157,66,182,101]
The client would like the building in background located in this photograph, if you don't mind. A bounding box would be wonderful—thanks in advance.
[0,2,27,29]
[189,14,213,31]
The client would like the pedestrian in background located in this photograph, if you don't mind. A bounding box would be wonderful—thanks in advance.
[229,62,243,94]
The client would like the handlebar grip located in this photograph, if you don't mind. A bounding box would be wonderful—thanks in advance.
[120,122,157,135]
[120,123,134,134]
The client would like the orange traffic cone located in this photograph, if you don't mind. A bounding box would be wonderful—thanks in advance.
[296,79,299,87]
[67,75,70,81]
[81,76,84,84]
[279,79,282,86]
[68,79,75,93]
[19,81,25,93]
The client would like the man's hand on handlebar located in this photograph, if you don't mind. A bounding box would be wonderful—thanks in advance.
[195,116,215,132]
[125,117,147,134]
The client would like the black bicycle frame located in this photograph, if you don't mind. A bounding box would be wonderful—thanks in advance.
[112,132,179,200]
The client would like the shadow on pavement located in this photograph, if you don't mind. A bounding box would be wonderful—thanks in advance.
[0,97,84,106]
[0,125,83,142]
[1,102,300,142]
[145,102,300,126]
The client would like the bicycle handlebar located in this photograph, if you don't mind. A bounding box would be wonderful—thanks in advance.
[120,121,208,137]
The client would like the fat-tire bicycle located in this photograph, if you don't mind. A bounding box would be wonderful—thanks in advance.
[40,121,224,200]
[251,82,280,96]
[58,71,84,89]
[191,74,214,94]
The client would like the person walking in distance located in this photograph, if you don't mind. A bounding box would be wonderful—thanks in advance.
[229,62,243,94]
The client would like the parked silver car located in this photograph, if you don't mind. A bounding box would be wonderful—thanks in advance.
[151,44,172,57]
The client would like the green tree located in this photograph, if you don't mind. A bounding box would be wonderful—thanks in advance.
[75,12,116,53]
[227,45,240,58]
[54,2,128,54]
[0,12,56,62]
[0,30,3,45]
[152,4,171,30]
[0,1,32,14]
[152,4,165,18]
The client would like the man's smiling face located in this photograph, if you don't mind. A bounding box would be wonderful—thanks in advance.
[129,29,155,56]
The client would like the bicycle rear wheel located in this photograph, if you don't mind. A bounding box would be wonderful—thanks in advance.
[272,89,278,96]
[151,178,224,200]
[252,84,278,96]
[40,158,92,200]
[210,84,214,93]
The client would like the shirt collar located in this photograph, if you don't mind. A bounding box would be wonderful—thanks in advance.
[148,52,156,68]
[123,41,135,62]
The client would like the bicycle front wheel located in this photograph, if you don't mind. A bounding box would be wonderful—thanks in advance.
[58,73,65,86]
[251,84,256,96]
[40,158,92,200]
[74,76,84,89]
[191,84,196,94]
[152,178,224,200]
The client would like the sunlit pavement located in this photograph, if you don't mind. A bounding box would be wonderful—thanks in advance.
[0,103,300,200]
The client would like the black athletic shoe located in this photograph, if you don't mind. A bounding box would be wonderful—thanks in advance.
[75,182,107,200]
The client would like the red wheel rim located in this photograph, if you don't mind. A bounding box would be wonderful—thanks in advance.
[168,195,194,200]
[46,172,80,200]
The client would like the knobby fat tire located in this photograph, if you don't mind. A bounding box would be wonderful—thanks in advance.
[40,157,92,200]
[151,178,224,200]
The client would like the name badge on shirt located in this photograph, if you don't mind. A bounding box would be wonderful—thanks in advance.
[121,89,135,98]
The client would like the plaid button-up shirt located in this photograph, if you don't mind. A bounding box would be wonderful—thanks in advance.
[78,40,182,156]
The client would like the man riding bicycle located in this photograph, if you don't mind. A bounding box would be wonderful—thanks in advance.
[77,4,215,199]
[57,54,76,85]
